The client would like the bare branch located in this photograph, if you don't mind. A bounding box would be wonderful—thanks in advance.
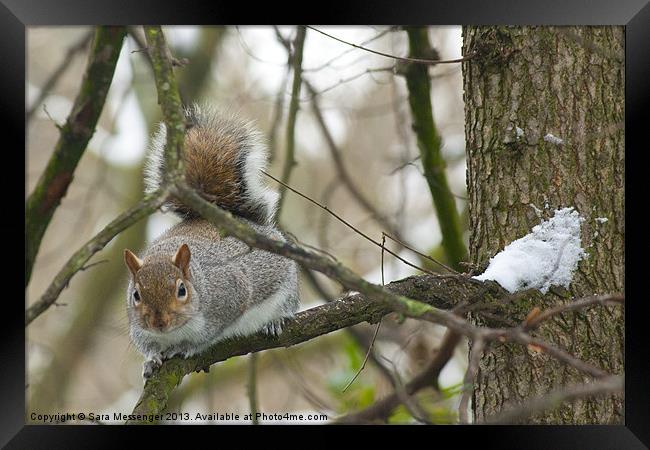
[267,65,290,163]
[523,294,624,331]
[301,66,395,101]
[143,26,186,174]
[459,337,486,423]
[304,80,403,238]
[276,25,307,217]
[303,27,395,72]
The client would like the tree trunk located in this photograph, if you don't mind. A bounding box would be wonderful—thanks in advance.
[462,26,624,424]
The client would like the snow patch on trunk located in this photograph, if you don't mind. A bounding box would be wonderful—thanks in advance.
[473,207,586,294]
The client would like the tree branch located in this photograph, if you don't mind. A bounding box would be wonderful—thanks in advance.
[402,26,468,270]
[26,26,126,286]
[143,26,187,176]
[173,182,486,333]
[523,294,624,331]
[459,337,486,423]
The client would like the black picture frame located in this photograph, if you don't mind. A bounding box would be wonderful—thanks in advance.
[10,0,650,447]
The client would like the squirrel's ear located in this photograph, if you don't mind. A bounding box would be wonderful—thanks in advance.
[124,249,143,277]
[173,243,191,277]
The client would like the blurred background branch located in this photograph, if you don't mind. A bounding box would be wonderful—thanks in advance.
[26,26,126,286]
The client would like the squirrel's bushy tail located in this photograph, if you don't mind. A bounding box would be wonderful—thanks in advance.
[144,104,279,225]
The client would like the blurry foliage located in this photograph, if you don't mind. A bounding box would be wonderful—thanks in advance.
[326,335,377,413]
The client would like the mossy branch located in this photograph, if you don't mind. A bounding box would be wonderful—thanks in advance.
[25,26,126,286]
[403,27,468,270]
[143,26,187,177]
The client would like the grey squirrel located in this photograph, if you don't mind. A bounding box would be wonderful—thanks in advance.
[123,104,300,379]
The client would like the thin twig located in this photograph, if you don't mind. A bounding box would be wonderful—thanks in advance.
[459,338,486,424]
[273,353,335,413]
[276,25,307,218]
[505,331,609,379]
[248,352,260,424]
[303,27,395,72]
[341,235,386,393]
[78,259,110,272]
[262,169,434,276]
[382,357,433,424]
[301,66,395,101]
[523,294,624,331]
[383,232,458,274]
[235,26,286,67]
[388,155,422,175]
[300,266,396,388]
[267,64,290,163]
[342,320,382,393]
[307,26,476,66]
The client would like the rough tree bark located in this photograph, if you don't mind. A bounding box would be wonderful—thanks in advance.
[462,26,624,424]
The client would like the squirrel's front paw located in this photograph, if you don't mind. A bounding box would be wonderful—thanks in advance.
[262,318,286,337]
[142,355,163,379]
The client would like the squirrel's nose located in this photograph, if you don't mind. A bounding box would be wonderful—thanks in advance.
[151,315,168,331]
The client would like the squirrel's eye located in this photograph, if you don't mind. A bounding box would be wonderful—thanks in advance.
[177,282,187,299]
[133,290,140,303]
